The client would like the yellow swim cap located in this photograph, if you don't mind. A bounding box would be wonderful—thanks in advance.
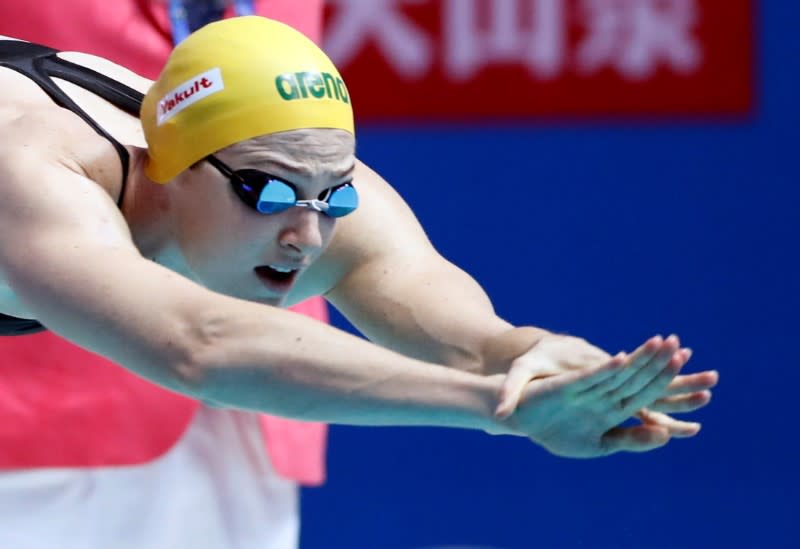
[141,16,354,183]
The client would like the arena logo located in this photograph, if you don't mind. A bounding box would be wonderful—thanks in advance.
[157,68,224,126]
[275,71,350,104]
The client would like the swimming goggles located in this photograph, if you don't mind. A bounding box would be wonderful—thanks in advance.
[206,155,359,218]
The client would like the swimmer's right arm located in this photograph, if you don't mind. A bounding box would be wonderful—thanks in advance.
[0,153,513,432]
[0,153,701,455]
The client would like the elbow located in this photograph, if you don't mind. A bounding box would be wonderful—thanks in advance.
[439,345,484,373]
[161,309,231,398]
[171,354,212,396]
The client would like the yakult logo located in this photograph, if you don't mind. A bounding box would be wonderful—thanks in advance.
[157,68,225,126]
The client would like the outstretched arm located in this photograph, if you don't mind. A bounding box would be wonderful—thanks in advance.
[324,160,718,434]
[0,145,713,456]
[0,150,504,431]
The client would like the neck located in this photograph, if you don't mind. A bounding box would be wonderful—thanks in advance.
[121,150,204,282]
[121,148,175,262]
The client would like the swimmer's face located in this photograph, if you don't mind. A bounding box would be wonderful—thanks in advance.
[171,129,356,306]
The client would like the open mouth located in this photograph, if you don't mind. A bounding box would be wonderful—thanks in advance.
[253,265,299,290]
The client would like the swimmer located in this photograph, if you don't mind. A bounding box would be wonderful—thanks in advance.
[0,16,718,459]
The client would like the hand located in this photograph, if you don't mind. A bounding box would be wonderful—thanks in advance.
[495,335,718,457]
[493,333,718,439]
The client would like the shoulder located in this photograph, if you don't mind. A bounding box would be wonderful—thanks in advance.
[0,94,128,230]
[0,49,139,204]
[0,34,152,94]
[0,139,116,226]
[0,102,124,200]
[57,50,153,96]
[0,140,134,316]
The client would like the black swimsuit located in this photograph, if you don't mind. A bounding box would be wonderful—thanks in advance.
[0,40,145,335]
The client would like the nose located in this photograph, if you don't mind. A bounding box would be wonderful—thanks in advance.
[277,207,327,255]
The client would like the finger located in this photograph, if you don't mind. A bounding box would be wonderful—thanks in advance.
[608,335,682,403]
[647,390,712,414]
[600,424,671,455]
[495,364,538,419]
[578,335,664,397]
[665,370,719,396]
[615,344,686,414]
[637,408,701,438]
[559,352,628,393]
[496,352,627,418]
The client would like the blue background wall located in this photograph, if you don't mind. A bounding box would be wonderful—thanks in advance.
[302,2,798,548]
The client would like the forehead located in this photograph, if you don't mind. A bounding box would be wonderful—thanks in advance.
[220,129,355,180]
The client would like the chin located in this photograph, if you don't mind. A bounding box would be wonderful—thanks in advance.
[249,294,286,307]
[202,282,280,307]
[199,272,292,307]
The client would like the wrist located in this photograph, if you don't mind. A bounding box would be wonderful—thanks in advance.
[468,373,512,434]
[480,326,551,375]
[482,374,523,435]
[396,362,509,433]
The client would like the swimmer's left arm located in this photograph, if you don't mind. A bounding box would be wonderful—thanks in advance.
[322,160,526,373]
[323,161,718,427]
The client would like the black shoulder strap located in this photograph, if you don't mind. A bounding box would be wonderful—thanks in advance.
[43,56,145,116]
[0,40,146,204]
[0,312,45,335]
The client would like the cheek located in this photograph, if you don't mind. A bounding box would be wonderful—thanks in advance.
[182,204,221,242]
[176,192,249,262]
[320,217,337,247]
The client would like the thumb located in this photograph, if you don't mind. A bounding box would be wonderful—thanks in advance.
[494,362,538,419]
[600,425,671,456]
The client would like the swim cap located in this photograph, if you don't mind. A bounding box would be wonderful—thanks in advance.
[141,16,354,183]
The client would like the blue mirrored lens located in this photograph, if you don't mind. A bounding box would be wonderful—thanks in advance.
[256,180,296,214]
[326,185,359,217]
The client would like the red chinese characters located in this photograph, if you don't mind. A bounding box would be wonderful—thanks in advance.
[324,0,754,119]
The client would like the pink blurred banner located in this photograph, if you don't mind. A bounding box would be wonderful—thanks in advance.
[0,0,328,487]
[324,0,754,119]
